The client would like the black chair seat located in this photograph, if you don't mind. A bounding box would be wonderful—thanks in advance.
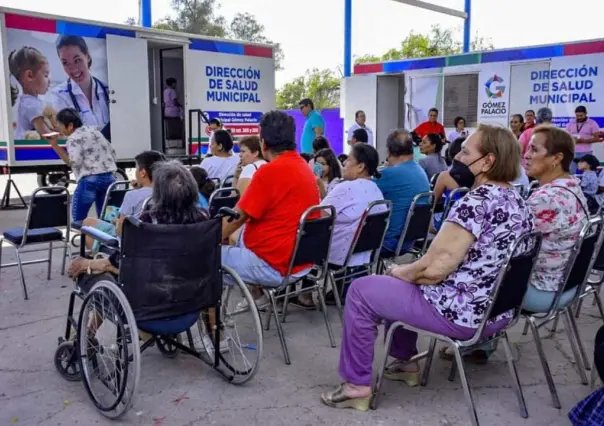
[3,227,64,245]
[72,220,83,230]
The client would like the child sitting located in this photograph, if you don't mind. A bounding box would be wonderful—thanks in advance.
[577,154,601,215]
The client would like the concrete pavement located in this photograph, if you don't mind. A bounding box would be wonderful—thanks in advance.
[0,206,599,426]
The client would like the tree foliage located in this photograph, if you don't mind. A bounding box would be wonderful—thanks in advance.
[127,0,282,68]
[276,69,340,110]
[355,24,493,65]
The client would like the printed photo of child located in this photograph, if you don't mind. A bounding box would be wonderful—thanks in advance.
[9,46,58,139]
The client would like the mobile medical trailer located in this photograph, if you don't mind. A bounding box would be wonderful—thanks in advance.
[0,7,275,200]
[342,38,604,161]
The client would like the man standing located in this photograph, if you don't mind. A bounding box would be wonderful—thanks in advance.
[524,110,536,130]
[348,110,374,146]
[566,105,601,170]
[413,108,446,140]
[300,98,325,154]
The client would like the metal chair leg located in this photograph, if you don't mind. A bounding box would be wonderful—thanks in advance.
[575,298,584,319]
[501,332,528,418]
[563,310,589,383]
[47,242,53,280]
[370,323,398,410]
[281,284,292,323]
[594,291,604,322]
[264,289,273,332]
[527,316,561,408]
[420,338,437,387]
[452,345,480,426]
[549,316,560,335]
[268,291,291,365]
[0,237,3,280]
[316,282,336,348]
[60,243,68,276]
[448,358,457,382]
[567,306,591,371]
[15,249,28,300]
[329,273,344,320]
[522,320,529,336]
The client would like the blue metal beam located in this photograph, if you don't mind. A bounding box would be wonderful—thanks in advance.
[344,0,352,77]
[141,0,152,28]
[463,0,471,53]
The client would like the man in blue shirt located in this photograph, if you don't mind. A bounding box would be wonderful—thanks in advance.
[299,98,325,153]
[374,129,430,255]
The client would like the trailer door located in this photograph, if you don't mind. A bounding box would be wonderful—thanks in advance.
[106,35,151,160]
[509,61,551,121]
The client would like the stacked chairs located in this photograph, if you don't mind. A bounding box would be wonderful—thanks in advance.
[0,187,71,299]
[264,205,337,365]
[371,231,543,426]
[327,200,392,318]
[522,216,604,408]
[53,208,263,419]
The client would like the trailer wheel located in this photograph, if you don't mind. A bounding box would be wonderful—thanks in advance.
[37,171,70,194]
[114,168,128,181]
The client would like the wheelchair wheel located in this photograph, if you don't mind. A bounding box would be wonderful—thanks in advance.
[54,341,82,382]
[197,264,263,385]
[156,335,181,358]
[77,279,141,419]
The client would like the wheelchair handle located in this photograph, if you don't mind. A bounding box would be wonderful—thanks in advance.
[217,207,240,222]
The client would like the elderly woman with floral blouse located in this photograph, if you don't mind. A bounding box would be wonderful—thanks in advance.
[320,124,534,411]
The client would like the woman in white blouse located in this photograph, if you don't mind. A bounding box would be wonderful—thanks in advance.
[234,136,266,195]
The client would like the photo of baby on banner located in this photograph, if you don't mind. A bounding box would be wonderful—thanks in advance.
[7,30,110,142]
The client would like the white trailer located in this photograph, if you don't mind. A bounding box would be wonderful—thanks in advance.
[342,38,604,161]
[0,7,275,204]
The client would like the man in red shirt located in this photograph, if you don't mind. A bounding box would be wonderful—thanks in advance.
[413,108,446,140]
[221,110,320,307]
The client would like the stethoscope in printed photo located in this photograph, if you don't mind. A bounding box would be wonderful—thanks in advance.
[67,77,112,141]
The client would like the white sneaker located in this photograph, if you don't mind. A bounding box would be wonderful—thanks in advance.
[202,334,229,355]
[236,295,269,311]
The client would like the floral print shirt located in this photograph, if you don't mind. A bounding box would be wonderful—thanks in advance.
[66,126,117,181]
[421,184,534,327]
[526,178,588,292]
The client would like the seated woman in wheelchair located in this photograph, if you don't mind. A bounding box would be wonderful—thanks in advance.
[321,124,534,411]
[67,161,209,339]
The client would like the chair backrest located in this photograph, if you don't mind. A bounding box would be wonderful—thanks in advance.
[210,177,221,187]
[341,200,392,267]
[562,216,604,295]
[100,180,130,219]
[395,191,435,256]
[24,187,70,242]
[208,187,240,217]
[468,231,542,345]
[221,175,235,188]
[285,205,336,280]
[441,187,470,222]
[119,217,223,322]
[429,172,440,191]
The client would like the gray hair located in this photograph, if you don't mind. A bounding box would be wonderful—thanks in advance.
[148,161,203,224]
[536,107,553,124]
[386,129,414,157]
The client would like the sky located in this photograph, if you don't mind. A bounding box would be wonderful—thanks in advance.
[1,0,603,88]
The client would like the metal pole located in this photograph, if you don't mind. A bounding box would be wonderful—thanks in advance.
[463,0,471,53]
[344,0,352,77]
[141,0,152,28]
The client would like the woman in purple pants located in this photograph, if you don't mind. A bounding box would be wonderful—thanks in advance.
[321,124,535,411]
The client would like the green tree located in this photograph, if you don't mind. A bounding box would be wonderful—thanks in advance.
[355,24,493,64]
[127,2,283,68]
[276,69,340,110]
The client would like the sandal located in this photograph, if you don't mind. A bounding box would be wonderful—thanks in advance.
[384,361,420,386]
[320,384,370,412]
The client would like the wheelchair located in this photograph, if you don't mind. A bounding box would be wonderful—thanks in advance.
[53,208,263,419]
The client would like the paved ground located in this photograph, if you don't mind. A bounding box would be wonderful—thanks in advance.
[0,203,601,426]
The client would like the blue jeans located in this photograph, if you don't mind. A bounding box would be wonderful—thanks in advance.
[72,173,116,221]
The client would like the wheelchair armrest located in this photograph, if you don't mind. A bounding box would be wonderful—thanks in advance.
[80,226,120,248]
[217,207,240,222]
